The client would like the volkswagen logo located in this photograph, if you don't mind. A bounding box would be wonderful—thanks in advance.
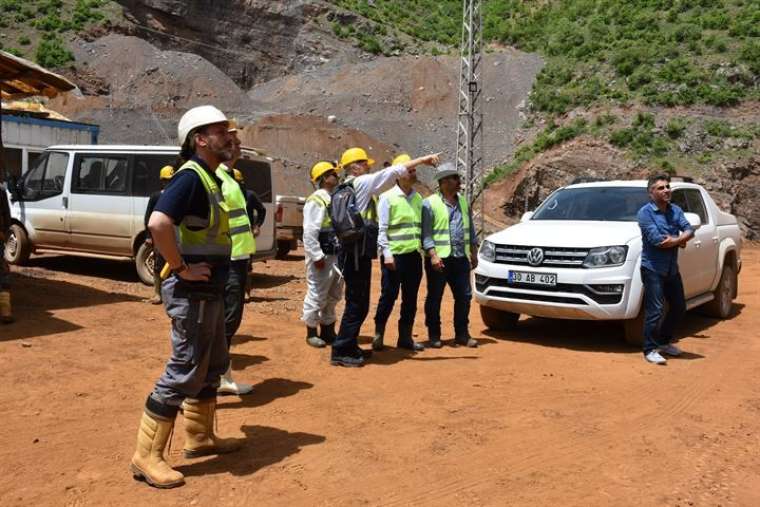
[526,247,544,266]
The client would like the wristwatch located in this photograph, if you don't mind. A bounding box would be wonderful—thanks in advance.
[171,262,188,275]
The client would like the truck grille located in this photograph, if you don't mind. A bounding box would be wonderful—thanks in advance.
[494,244,589,268]
[475,276,622,305]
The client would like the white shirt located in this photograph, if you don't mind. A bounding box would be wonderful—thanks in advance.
[345,163,409,213]
[302,188,331,263]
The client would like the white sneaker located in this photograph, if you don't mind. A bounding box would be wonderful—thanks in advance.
[645,350,667,365]
[659,344,682,357]
[218,367,253,395]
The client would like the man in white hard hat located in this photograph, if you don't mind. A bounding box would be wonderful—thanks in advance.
[302,161,342,348]
[130,105,242,489]
[421,163,479,348]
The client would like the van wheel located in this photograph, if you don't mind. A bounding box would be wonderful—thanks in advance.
[623,308,645,346]
[276,240,291,259]
[480,305,519,331]
[4,224,31,265]
[701,263,736,319]
[135,242,155,286]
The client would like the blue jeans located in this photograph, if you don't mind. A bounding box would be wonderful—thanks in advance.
[641,268,686,354]
[224,259,249,346]
[424,256,472,338]
[374,251,423,330]
[332,253,372,357]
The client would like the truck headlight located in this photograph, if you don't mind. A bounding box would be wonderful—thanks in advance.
[582,246,628,268]
[480,240,496,263]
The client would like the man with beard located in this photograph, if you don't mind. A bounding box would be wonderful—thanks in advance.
[130,106,241,488]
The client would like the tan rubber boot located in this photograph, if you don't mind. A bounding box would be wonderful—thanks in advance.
[130,411,184,488]
[182,398,242,458]
[0,291,14,324]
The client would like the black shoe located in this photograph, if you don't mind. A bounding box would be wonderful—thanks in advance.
[398,340,425,351]
[330,354,364,367]
[429,338,443,349]
[371,327,385,351]
[455,333,478,348]
[356,347,373,360]
[320,323,337,345]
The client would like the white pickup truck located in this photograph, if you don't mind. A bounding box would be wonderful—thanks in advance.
[474,180,742,344]
[275,194,305,259]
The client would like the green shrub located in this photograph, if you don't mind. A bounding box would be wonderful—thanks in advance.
[665,118,688,139]
[704,120,733,137]
[18,35,30,45]
[35,34,73,68]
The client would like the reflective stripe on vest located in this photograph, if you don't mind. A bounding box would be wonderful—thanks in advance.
[425,192,470,258]
[176,160,232,258]
[382,186,422,255]
[216,165,256,259]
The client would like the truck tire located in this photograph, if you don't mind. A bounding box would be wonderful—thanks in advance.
[4,224,31,265]
[135,241,155,286]
[480,305,519,331]
[623,308,645,346]
[701,263,736,319]
[276,240,291,259]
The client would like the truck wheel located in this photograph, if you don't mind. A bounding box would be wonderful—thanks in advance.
[276,240,291,259]
[135,241,155,286]
[622,308,645,346]
[701,263,736,319]
[480,305,519,331]
[4,224,31,265]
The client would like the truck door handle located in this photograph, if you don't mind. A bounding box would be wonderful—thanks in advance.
[62,196,68,208]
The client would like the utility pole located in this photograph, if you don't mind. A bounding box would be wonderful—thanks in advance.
[456,0,484,237]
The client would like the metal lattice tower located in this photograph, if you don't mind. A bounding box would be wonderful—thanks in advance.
[456,0,484,235]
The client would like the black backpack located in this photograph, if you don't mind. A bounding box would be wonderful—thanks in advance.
[329,182,365,245]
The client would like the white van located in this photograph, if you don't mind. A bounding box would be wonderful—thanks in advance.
[3,145,277,284]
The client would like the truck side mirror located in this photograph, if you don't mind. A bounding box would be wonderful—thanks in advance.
[7,176,20,201]
[684,212,702,230]
[520,211,534,222]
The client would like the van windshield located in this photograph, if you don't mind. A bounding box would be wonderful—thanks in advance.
[532,187,649,222]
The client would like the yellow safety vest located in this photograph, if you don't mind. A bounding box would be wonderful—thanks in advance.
[382,185,422,255]
[425,192,470,258]
[216,165,256,259]
[176,160,231,259]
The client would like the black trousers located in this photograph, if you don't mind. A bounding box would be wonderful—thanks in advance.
[224,259,249,348]
[424,256,472,338]
[374,251,423,330]
[332,253,372,357]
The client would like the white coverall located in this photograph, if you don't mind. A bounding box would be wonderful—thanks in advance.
[301,188,343,328]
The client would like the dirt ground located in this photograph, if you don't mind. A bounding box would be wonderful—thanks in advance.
[1,247,759,507]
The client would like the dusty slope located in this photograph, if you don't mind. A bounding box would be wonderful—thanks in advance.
[248,50,544,184]
[0,248,759,506]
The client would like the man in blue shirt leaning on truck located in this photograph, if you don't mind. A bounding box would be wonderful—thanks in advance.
[637,173,694,365]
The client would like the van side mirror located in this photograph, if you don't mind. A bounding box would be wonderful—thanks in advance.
[520,211,534,222]
[684,212,702,230]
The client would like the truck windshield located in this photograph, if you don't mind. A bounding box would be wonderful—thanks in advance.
[532,187,649,222]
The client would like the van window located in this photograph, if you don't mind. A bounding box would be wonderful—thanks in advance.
[73,155,129,195]
[132,154,177,197]
[20,152,69,201]
[233,158,272,203]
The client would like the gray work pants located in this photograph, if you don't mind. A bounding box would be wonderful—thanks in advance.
[150,276,229,407]
[301,255,343,328]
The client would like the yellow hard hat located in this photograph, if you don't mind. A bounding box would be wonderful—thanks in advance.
[159,165,175,180]
[311,161,338,183]
[340,147,375,168]
[228,119,238,132]
[392,153,411,165]
[232,168,244,183]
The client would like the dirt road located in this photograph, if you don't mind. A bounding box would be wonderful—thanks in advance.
[1,248,759,506]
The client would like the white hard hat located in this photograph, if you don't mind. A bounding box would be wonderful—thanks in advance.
[433,162,460,182]
[177,105,228,146]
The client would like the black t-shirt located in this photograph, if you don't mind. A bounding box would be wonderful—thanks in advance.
[154,157,222,228]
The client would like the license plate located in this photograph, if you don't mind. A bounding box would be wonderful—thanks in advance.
[508,270,557,287]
